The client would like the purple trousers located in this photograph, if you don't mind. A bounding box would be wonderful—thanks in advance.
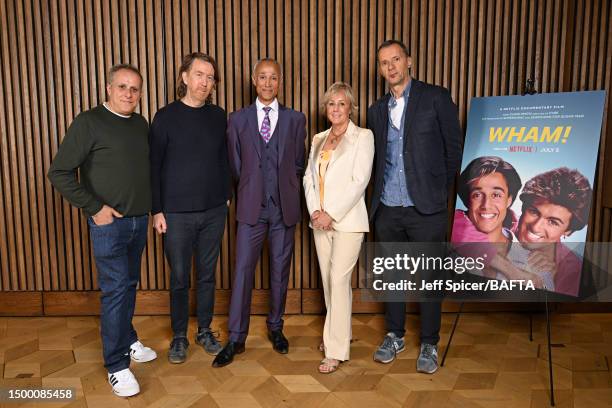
[228,200,295,343]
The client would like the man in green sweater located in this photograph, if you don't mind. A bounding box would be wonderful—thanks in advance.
[48,64,157,398]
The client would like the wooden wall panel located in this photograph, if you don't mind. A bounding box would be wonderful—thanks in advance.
[0,0,611,313]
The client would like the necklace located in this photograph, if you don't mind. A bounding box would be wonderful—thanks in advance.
[329,128,346,145]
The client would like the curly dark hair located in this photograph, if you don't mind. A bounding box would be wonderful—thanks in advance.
[519,167,592,232]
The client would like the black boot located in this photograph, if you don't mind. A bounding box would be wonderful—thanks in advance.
[268,329,289,354]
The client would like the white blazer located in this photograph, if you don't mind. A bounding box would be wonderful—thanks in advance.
[303,120,374,232]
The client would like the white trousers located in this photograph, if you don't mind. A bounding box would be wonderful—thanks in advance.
[313,229,364,361]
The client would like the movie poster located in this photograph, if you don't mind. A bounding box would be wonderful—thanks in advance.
[451,91,606,297]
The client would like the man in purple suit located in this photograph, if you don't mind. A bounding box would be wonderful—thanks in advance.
[213,58,306,367]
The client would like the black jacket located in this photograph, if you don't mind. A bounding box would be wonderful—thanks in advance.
[367,79,463,219]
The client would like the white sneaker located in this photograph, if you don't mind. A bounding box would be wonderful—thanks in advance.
[129,340,157,363]
[108,368,140,397]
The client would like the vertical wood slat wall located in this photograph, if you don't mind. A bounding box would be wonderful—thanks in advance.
[0,0,611,304]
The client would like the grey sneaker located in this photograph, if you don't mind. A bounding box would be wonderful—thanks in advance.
[416,343,438,374]
[168,337,189,364]
[373,332,405,364]
[196,328,222,355]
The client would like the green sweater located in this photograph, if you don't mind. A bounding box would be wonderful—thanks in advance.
[48,104,151,217]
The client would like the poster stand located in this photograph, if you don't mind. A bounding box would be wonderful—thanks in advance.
[544,288,555,406]
[441,295,555,406]
[441,79,557,406]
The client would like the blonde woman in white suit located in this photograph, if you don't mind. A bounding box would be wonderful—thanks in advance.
[303,82,374,373]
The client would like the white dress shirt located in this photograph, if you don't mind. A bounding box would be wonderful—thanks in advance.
[389,95,405,129]
[256,98,279,135]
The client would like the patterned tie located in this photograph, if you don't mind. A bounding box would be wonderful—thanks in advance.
[260,106,272,143]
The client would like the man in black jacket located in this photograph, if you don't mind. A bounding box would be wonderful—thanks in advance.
[149,53,232,363]
[367,40,463,373]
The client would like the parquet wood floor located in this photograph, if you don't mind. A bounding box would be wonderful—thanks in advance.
[1,313,611,407]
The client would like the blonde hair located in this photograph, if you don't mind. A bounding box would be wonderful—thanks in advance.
[320,82,358,117]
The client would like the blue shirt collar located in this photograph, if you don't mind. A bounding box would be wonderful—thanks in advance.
[387,78,412,108]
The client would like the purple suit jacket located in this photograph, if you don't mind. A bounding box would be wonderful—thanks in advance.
[227,103,307,226]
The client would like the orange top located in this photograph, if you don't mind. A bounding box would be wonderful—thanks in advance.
[318,150,332,209]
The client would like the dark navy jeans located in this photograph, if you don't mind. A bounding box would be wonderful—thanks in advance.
[164,204,228,337]
[374,204,446,345]
[88,215,148,374]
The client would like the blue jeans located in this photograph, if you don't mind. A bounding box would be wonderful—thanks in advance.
[164,204,228,337]
[88,215,148,374]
